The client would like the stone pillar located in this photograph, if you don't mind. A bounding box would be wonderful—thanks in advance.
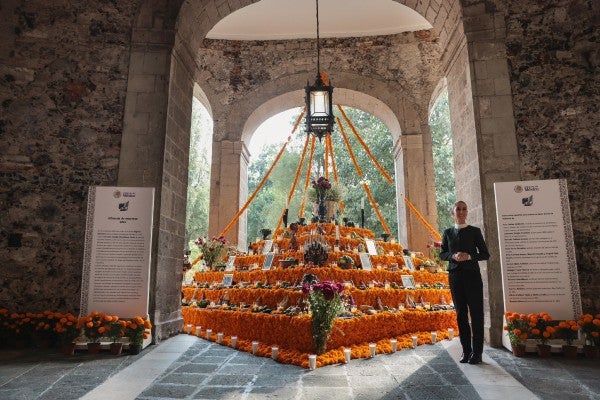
[209,140,250,249]
[398,133,437,253]
[444,5,521,347]
[119,26,194,340]
[393,140,408,247]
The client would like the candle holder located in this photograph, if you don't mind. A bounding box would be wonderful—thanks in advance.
[343,348,351,363]
[308,354,317,370]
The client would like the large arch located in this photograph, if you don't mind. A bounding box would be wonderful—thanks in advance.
[120,0,519,348]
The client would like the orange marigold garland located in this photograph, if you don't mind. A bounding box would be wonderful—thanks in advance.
[299,136,317,218]
[336,117,363,176]
[362,182,392,235]
[337,105,394,185]
[403,196,442,242]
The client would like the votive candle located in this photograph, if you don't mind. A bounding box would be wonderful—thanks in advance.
[369,343,376,357]
[431,331,437,344]
[231,336,237,348]
[252,341,259,354]
[195,326,201,336]
[271,346,278,360]
[308,354,317,370]
[206,329,212,340]
[186,324,192,334]
[343,348,351,363]
[448,328,454,340]
[390,339,397,352]
[411,336,418,348]
[217,332,223,344]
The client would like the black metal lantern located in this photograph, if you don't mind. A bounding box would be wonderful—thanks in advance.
[305,0,334,141]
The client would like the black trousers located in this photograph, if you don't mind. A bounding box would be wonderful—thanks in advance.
[449,268,484,355]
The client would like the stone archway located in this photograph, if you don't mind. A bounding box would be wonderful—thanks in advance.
[119,0,519,347]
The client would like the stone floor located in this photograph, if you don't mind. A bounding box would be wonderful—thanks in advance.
[0,334,598,400]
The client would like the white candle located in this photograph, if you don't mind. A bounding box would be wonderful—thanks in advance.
[361,197,365,209]
[411,336,418,348]
[206,329,212,340]
[431,331,437,344]
[390,339,397,352]
[308,354,317,370]
[391,238,396,244]
[343,348,351,363]
[195,326,201,336]
[231,336,237,348]
[448,328,454,340]
[186,324,192,334]
[252,341,259,354]
[271,346,278,360]
[369,343,376,357]
[217,332,223,344]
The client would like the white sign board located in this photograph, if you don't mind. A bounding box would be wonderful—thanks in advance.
[365,239,378,256]
[80,187,154,318]
[494,179,581,325]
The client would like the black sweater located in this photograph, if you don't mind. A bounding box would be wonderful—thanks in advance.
[439,225,490,271]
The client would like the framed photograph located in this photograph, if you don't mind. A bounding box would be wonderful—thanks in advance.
[365,239,378,255]
[262,252,275,270]
[359,252,372,271]
[403,256,415,271]
[225,256,236,271]
[262,240,273,254]
[401,274,416,289]
[222,274,234,287]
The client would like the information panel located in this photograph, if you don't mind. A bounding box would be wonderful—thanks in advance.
[494,179,581,322]
[80,187,155,318]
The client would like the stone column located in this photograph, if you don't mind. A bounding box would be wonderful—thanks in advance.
[209,140,250,249]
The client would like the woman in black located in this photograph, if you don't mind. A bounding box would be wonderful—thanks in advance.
[440,201,490,364]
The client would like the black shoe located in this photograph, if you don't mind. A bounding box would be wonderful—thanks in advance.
[468,353,482,364]
[459,352,471,363]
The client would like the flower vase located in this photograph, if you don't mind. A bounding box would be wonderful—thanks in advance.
[87,342,102,354]
[536,343,552,357]
[511,344,526,357]
[317,193,327,223]
[61,343,76,356]
[110,342,123,356]
[583,345,599,359]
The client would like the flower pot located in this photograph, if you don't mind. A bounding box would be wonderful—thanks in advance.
[61,343,76,356]
[128,343,142,355]
[87,342,102,354]
[583,345,599,359]
[562,344,578,359]
[511,344,526,357]
[110,342,123,356]
[536,343,552,358]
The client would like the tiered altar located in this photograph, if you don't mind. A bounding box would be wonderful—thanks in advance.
[181,222,457,368]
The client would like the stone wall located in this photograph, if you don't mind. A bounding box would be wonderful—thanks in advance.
[499,0,600,311]
[0,0,141,311]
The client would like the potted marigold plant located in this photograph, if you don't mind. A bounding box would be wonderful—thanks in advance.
[578,313,600,359]
[503,312,530,357]
[556,320,579,358]
[80,311,109,354]
[53,313,82,355]
[105,315,125,356]
[302,275,345,355]
[126,316,152,354]
[528,312,555,357]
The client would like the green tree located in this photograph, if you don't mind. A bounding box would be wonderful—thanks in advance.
[429,91,456,232]
[247,107,398,239]
[186,99,212,246]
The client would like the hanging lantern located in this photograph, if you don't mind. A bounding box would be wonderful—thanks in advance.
[304,0,334,141]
